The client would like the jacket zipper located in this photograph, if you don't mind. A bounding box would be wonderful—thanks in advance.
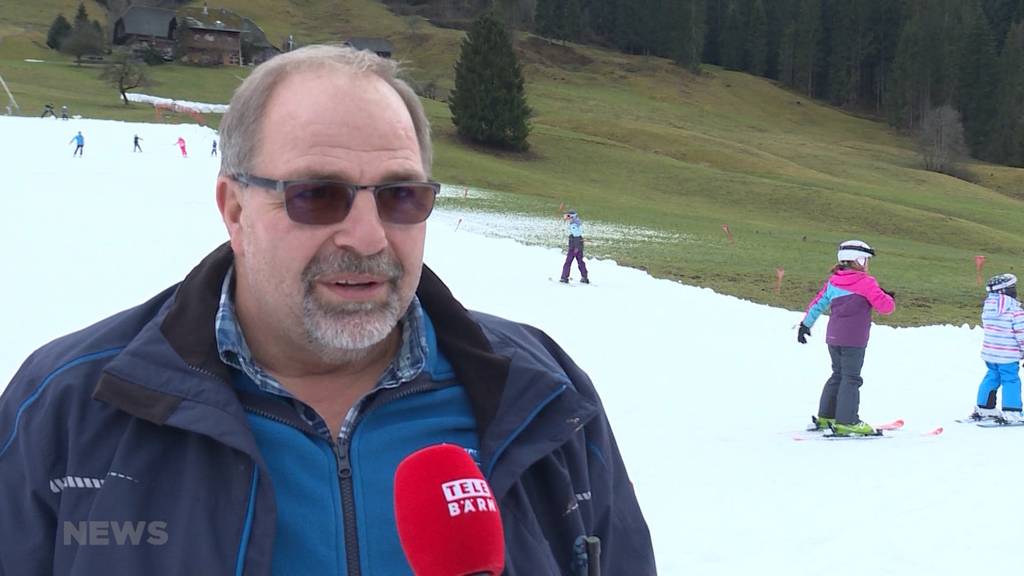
[239,378,444,576]
[242,404,362,576]
[333,439,361,576]
[331,379,441,575]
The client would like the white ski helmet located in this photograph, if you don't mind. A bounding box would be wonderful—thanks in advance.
[837,240,875,267]
[986,273,1017,294]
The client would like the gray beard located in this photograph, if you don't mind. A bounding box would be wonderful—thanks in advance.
[300,249,406,362]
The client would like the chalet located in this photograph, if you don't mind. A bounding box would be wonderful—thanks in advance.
[344,37,394,59]
[240,18,280,65]
[111,6,177,60]
[178,15,242,66]
[115,4,278,67]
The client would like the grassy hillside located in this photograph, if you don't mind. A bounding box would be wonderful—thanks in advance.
[2,1,1023,326]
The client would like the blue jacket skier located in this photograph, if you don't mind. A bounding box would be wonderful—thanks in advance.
[969,273,1024,423]
[69,131,84,157]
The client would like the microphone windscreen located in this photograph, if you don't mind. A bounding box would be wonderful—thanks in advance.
[394,444,505,576]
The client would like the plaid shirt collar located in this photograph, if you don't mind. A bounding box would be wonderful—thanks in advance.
[214,265,428,441]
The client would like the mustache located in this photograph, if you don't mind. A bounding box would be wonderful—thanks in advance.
[302,249,404,284]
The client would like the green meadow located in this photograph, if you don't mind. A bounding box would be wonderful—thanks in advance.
[2,0,1023,325]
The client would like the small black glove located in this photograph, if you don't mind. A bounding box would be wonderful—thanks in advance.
[881,288,896,299]
[797,323,811,344]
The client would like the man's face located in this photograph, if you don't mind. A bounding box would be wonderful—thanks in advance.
[217,68,427,363]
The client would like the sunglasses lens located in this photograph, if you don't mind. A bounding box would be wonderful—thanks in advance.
[284,182,352,225]
[376,184,438,224]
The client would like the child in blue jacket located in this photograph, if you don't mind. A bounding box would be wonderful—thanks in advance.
[969,273,1024,423]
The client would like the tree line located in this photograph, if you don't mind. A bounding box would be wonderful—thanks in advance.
[527,0,1024,167]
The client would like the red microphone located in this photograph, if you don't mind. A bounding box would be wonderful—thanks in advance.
[394,444,505,576]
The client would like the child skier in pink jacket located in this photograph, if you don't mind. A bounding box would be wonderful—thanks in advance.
[797,240,896,436]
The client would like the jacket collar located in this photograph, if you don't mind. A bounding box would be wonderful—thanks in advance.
[96,243,515,433]
[94,244,599,486]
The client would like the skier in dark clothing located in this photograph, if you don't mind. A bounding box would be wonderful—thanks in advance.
[560,209,589,283]
[40,103,57,119]
[133,134,143,152]
[210,139,217,156]
[60,105,69,120]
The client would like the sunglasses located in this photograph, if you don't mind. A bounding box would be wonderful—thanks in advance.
[230,173,440,225]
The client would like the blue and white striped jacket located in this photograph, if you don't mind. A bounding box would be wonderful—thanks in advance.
[981,292,1024,363]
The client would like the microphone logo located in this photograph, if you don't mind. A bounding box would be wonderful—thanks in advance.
[441,478,497,517]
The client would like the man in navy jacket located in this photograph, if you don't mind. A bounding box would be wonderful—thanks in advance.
[0,45,655,575]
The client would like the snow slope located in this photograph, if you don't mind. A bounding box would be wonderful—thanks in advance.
[1,116,1013,575]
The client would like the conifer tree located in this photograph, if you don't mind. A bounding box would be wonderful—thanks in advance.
[720,1,744,70]
[534,0,560,40]
[62,3,105,66]
[957,0,999,156]
[762,0,795,79]
[887,1,967,128]
[827,0,868,106]
[450,13,532,151]
[779,22,797,86]
[46,14,72,50]
[886,9,924,127]
[587,0,617,44]
[744,0,768,75]
[866,0,906,113]
[564,0,583,42]
[538,0,582,43]
[613,0,645,54]
[670,0,705,71]
[987,22,1024,165]
[983,0,1024,51]
[703,0,725,64]
[74,3,90,29]
[791,0,821,96]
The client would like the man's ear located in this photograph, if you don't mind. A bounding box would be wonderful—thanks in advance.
[217,176,245,254]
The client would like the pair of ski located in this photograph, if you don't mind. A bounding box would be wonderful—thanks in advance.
[793,417,944,441]
[953,416,1024,428]
[548,277,595,286]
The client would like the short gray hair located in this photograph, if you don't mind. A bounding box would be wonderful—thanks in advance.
[219,44,433,177]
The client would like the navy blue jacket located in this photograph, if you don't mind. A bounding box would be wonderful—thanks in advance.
[0,244,655,575]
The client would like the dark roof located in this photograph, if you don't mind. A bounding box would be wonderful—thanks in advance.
[345,37,394,55]
[241,18,277,50]
[180,16,242,33]
[116,6,177,37]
